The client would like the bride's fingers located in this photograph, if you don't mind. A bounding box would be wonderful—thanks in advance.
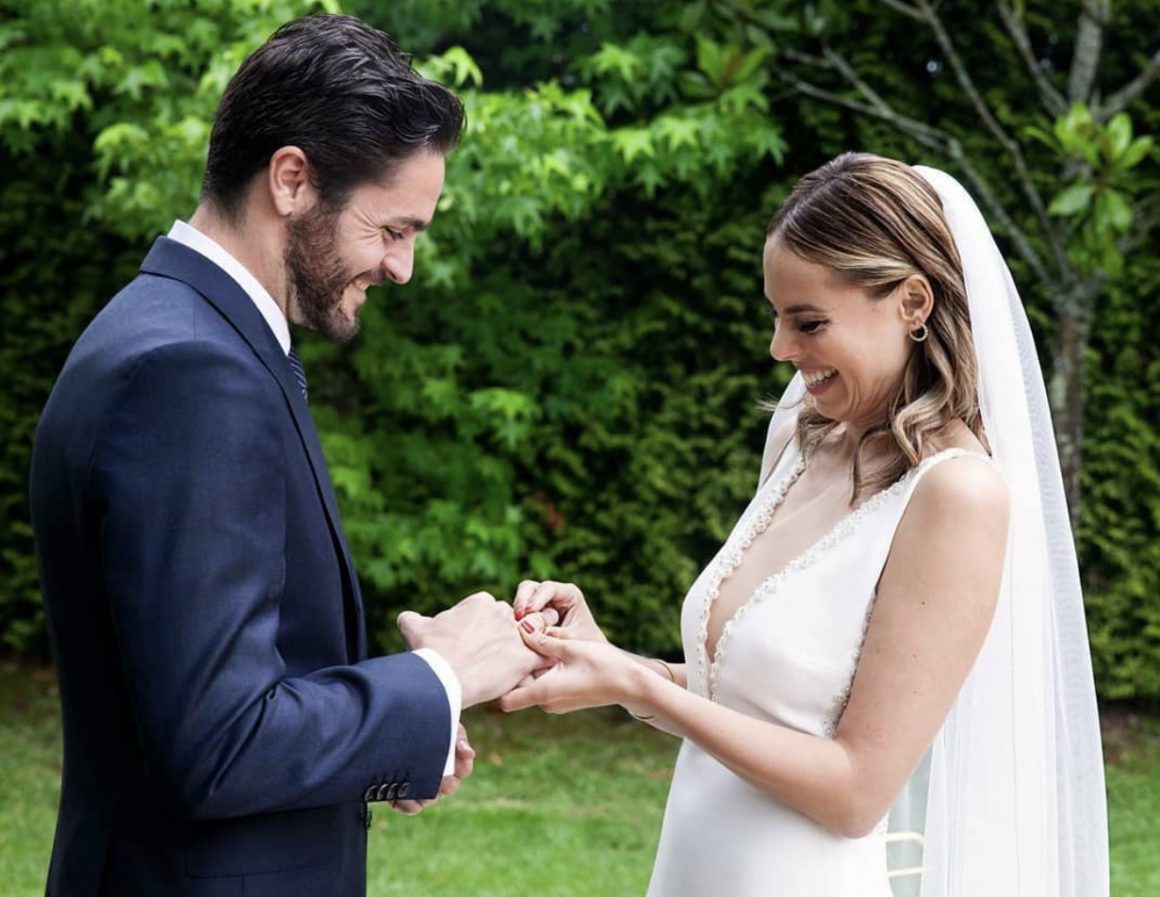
[543,624,586,641]
[513,580,541,618]
[517,580,583,620]
[526,610,558,630]
[517,619,549,648]
[532,581,579,611]
[517,609,560,635]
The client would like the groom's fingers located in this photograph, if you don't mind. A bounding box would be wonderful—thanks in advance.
[395,610,427,644]
[501,636,566,711]
[390,798,431,815]
[498,682,544,713]
[454,725,475,781]
[515,664,552,687]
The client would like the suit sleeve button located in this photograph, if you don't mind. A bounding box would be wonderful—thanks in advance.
[364,785,378,803]
[397,782,411,799]
[375,783,391,802]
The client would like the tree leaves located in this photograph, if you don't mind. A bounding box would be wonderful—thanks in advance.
[2,0,1157,701]
[1049,183,1095,216]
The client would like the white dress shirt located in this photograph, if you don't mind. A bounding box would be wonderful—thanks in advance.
[167,220,461,777]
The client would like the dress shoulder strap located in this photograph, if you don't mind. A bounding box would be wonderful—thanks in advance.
[887,446,995,515]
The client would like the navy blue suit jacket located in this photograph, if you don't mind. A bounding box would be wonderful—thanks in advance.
[30,237,450,896]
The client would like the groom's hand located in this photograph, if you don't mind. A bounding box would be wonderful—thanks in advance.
[397,592,546,708]
[390,724,475,816]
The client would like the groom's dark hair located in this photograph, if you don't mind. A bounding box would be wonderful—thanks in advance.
[201,14,464,219]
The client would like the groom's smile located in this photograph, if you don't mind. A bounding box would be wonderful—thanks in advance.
[301,149,446,342]
[282,149,444,343]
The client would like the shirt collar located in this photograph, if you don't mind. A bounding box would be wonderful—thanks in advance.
[166,220,292,356]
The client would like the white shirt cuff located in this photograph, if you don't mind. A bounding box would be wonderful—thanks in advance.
[411,648,461,776]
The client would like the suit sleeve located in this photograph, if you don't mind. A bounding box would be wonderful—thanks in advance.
[91,340,451,820]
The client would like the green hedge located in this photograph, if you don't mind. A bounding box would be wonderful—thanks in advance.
[1,0,1157,703]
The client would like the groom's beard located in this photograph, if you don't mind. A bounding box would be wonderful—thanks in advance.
[285,205,359,343]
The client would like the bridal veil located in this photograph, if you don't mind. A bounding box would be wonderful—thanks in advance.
[759,165,1109,897]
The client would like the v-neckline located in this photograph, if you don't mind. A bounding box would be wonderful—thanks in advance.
[697,441,971,701]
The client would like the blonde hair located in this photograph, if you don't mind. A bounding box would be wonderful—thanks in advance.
[766,152,984,500]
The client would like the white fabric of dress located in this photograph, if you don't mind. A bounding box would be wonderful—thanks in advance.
[646,435,982,897]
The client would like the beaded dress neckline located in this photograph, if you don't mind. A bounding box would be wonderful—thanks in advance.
[695,440,978,702]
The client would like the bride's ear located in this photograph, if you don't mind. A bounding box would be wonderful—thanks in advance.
[897,274,934,325]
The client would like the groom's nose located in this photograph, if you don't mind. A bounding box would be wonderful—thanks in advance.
[384,245,414,285]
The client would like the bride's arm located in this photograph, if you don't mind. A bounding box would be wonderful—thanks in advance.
[509,578,687,689]
[503,457,1007,838]
[626,654,687,689]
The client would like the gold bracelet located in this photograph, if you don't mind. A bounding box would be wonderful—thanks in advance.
[630,659,676,722]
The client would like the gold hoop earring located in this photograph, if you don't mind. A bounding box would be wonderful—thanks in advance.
[909,322,929,343]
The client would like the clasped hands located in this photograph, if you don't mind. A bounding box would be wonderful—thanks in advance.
[392,580,641,814]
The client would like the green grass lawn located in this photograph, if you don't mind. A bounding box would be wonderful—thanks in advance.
[2,661,1157,896]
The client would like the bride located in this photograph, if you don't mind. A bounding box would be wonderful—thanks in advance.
[501,154,1108,896]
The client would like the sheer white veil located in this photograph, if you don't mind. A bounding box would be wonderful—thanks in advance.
[758,165,1108,897]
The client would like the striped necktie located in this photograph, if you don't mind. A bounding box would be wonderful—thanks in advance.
[287,347,308,402]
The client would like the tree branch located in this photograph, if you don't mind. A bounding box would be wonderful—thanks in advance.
[877,0,925,23]
[1099,47,1160,119]
[1120,192,1160,256]
[777,70,948,150]
[942,153,1058,300]
[779,47,833,70]
[996,1,1067,117]
[1067,0,1109,105]
[913,0,1072,279]
[778,62,1053,290]
[821,49,902,119]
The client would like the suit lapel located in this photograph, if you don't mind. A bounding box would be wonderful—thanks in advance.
[140,237,367,661]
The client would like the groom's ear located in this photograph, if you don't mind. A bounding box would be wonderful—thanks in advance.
[267,146,315,217]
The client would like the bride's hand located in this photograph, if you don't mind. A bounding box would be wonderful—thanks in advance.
[498,627,636,714]
[512,579,608,644]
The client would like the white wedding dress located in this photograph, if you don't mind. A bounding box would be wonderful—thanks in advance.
[646,435,981,897]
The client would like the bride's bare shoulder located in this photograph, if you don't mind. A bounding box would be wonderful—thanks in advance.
[927,418,990,457]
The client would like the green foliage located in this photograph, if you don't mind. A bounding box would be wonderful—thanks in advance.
[0,0,1157,705]
[1080,256,1160,701]
[0,134,139,652]
[1031,103,1157,277]
[0,0,338,651]
[325,179,786,654]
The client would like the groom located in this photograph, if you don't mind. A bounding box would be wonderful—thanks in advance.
[30,14,542,896]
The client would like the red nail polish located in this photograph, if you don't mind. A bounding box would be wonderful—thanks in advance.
[520,619,535,633]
